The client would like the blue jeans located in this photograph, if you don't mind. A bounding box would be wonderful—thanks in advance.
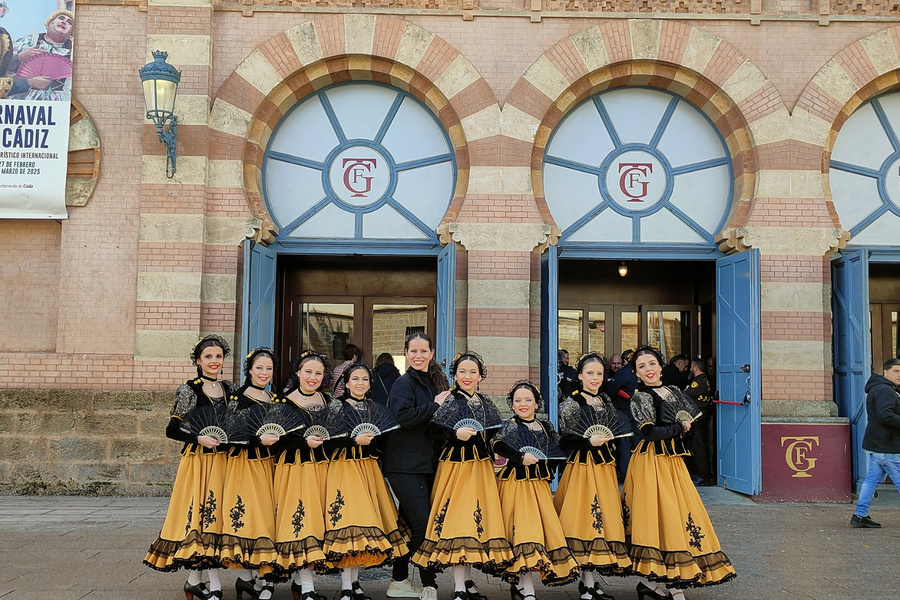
[855,452,900,517]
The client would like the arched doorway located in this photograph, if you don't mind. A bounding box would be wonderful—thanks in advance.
[243,81,458,382]
[540,86,761,494]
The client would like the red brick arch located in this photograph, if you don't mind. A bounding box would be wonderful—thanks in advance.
[209,14,498,234]
[505,20,786,245]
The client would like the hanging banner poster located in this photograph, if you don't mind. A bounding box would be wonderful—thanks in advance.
[0,0,75,219]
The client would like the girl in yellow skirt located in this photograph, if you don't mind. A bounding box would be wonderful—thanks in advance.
[221,348,280,600]
[555,353,631,600]
[144,335,237,600]
[493,380,578,600]
[413,351,514,600]
[623,347,736,600]
[322,364,410,600]
[272,350,337,600]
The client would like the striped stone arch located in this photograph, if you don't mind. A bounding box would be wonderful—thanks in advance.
[799,25,900,188]
[208,14,498,242]
[505,19,785,250]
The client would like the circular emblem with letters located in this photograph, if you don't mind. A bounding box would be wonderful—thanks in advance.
[603,149,668,212]
[328,145,391,208]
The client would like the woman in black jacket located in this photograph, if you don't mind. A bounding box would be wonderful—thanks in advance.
[382,333,450,600]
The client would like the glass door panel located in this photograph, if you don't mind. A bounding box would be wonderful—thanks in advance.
[558,309,583,356]
[643,305,695,360]
[300,302,355,366]
[617,308,640,354]
[372,303,429,370]
[587,310,607,357]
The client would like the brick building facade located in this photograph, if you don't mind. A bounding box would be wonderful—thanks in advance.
[1,0,898,498]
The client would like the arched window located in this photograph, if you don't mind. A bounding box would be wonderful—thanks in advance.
[542,87,732,249]
[263,82,456,246]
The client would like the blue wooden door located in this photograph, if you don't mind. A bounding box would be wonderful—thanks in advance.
[241,240,277,362]
[831,249,870,490]
[716,249,761,494]
[541,244,560,425]
[436,242,456,376]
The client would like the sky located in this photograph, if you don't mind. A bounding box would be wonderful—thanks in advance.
[1,0,65,43]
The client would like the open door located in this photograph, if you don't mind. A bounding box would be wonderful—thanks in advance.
[715,249,761,494]
[832,249,870,490]
[541,244,560,425]
[436,242,456,376]
[241,240,277,362]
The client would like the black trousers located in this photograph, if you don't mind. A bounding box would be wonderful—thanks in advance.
[386,472,437,588]
[688,407,715,481]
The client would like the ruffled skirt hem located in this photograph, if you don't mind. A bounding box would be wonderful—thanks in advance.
[566,537,632,575]
[503,543,579,586]
[143,530,221,572]
[322,525,409,570]
[412,536,513,575]
[273,536,328,574]
[629,545,736,588]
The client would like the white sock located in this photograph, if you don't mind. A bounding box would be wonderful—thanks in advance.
[207,569,221,592]
[297,569,315,593]
[580,571,595,598]
[259,583,273,600]
[453,566,467,592]
[350,567,360,584]
[670,590,686,600]
[518,572,535,597]
[187,571,202,586]
[341,568,354,590]
[235,569,252,583]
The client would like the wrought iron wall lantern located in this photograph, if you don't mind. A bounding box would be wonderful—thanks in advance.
[139,50,181,178]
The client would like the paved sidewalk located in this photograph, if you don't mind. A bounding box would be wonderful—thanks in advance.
[1,488,899,600]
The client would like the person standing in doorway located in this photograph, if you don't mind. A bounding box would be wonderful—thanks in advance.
[331,344,363,399]
[684,360,715,487]
[850,357,900,528]
[371,352,401,407]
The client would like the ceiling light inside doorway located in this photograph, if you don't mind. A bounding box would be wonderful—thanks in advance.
[618,262,628,277]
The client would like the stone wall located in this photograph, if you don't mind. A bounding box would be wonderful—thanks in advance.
[0,389,179,496]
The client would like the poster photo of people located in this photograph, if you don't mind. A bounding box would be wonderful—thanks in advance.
[0,0,76,219]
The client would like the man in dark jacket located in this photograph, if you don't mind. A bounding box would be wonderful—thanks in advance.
[851,357,900,528]
[685,359,715,486]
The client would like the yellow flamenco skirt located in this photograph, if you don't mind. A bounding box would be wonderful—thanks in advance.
[273,457,329,573]
[144,446,228,571]
[412,457,513,574]
[322,451,409,569]
[498,473,578,585]
[622,443,736,588]
[554,456,631,574]
[219,449,278,573]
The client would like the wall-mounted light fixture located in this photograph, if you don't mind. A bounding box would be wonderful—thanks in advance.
[618,262,628,277]
[139,50,181,178]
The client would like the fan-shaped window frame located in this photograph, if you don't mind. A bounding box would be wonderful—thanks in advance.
[542,87,733,254]
[261,81,457,250]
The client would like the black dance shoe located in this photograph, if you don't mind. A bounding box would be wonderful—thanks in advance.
[339,589,354,600]
[636,582,671,600]
[291,582,327,600]
[208,591,223,600]
[452,592,468,600]
[236,578,260,600]
[510,585,525,600]
[183,581,210,600]
[351,581,371,600]
[466,580,488,600]
[592,582,615,600]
